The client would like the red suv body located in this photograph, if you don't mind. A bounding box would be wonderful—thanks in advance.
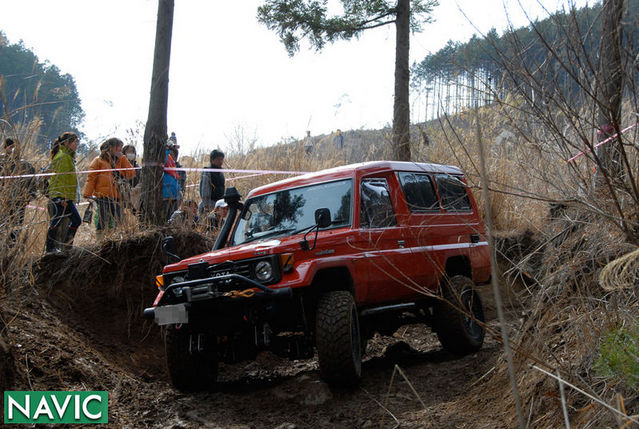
[145,161,491,390]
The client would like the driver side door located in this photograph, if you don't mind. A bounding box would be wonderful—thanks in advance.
[355,175,415,305]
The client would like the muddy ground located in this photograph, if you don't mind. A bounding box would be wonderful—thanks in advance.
[1,231,519,428]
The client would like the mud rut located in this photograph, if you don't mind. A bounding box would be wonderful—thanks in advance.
[3,232,510,428]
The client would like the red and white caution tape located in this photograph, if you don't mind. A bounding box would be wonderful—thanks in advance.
[567,123,637,163]
[0,166,308,180]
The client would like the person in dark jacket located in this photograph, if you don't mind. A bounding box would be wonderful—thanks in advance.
[206,198,229,232]
[0,138,37,247]
[199,149,225,215]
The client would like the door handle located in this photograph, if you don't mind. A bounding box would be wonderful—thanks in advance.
[470,234,480,244]
[397,240,405,248]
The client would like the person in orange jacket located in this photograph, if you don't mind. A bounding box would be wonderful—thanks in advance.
[82,137,135,240]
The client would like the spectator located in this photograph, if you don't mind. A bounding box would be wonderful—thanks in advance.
[163,146,181,219]
[206,198,228,231]
[333,129,344,150]
[199,149,225,215]
[168,199,199,229]
[82,137,135,241]
[168,143,186,204]
[0,138,37,247]
[45,132,82,253]
[122,144,141,214]
[304,130,313,154]
[168,131,177,146]
[122,145,140,187]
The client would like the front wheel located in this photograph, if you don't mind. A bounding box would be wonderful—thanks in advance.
[434,275,485,355]
[165,325,218,391]
[315,291,362,386]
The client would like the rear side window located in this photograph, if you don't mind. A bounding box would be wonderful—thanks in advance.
[360,178,397,228]
[398,172,440,212]
[435,174,472,211]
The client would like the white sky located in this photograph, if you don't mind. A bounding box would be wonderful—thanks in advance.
[0,0,590,155]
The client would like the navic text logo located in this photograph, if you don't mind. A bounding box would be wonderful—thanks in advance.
[4,391,108,424]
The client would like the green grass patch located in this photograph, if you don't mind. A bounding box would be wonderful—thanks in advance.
[595,323,639,390]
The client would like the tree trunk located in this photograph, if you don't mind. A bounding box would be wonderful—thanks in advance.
[392,0,410,161]
[142,0,174,225]
[595,0,624,188]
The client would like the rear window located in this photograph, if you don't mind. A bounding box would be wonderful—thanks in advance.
[435,174,472,211]
[398,172,440,212]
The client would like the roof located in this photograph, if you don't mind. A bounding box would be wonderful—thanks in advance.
[247,161,464,199]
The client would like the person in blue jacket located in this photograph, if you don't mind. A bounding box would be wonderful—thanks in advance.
[163,147,181,220]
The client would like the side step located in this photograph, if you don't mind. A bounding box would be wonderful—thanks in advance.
[360,302,417,317]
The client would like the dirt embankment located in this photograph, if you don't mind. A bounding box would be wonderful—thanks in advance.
[2,230,210,392]
[3,207,631,428]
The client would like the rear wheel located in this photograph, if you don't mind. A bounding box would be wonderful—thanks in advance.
[435,275,485,355]
[165,325,218,391]
[315,291,362,386]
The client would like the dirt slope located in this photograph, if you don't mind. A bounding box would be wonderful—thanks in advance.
[1,230,514,428]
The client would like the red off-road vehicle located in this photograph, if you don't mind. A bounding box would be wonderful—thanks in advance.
[144,161,491,390]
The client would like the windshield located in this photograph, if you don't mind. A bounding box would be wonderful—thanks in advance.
[232,179,352,245]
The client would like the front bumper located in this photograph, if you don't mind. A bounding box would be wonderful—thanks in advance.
[143,273,293,325]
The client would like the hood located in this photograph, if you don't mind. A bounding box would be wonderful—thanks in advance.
[163,238,293,273]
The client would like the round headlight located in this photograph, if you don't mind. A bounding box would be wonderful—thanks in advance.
[255,261,273,282]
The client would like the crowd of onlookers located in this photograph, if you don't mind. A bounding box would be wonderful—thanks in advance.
[0,132,228,254]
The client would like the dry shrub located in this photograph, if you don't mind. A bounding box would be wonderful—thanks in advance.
[436,204,639,428]
[411,104,570,233]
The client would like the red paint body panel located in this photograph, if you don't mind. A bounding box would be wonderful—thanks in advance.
[158,161,491,307]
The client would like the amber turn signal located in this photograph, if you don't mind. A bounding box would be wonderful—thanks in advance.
[280,253,295,273]
[155,275,164,290]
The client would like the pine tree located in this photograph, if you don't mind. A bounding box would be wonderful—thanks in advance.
[258,0,439,161]
[142,0,174,225]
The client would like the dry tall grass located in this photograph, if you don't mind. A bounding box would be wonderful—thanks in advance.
[2,84,639,427]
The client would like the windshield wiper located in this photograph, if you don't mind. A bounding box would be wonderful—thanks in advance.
[243,228,295,243]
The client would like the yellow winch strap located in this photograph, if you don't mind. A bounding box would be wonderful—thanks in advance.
[222,289,256,298]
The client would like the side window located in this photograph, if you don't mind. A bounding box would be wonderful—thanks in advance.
[398,172,439,212]
[435,174,472,211]
[360,178,397,228]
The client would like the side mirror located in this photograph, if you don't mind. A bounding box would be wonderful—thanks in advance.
[162,236,180,263]
[315,208,331,228]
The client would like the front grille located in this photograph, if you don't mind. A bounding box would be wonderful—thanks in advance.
[209,261,252,279]
[181,261,253,300]
[179,256,281,302]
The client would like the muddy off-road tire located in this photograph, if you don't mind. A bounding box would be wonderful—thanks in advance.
[165,325,217,391]
[315,291,362,387]
[435,275,485,355]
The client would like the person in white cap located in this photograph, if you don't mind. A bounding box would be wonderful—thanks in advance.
[207,198,228,231]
